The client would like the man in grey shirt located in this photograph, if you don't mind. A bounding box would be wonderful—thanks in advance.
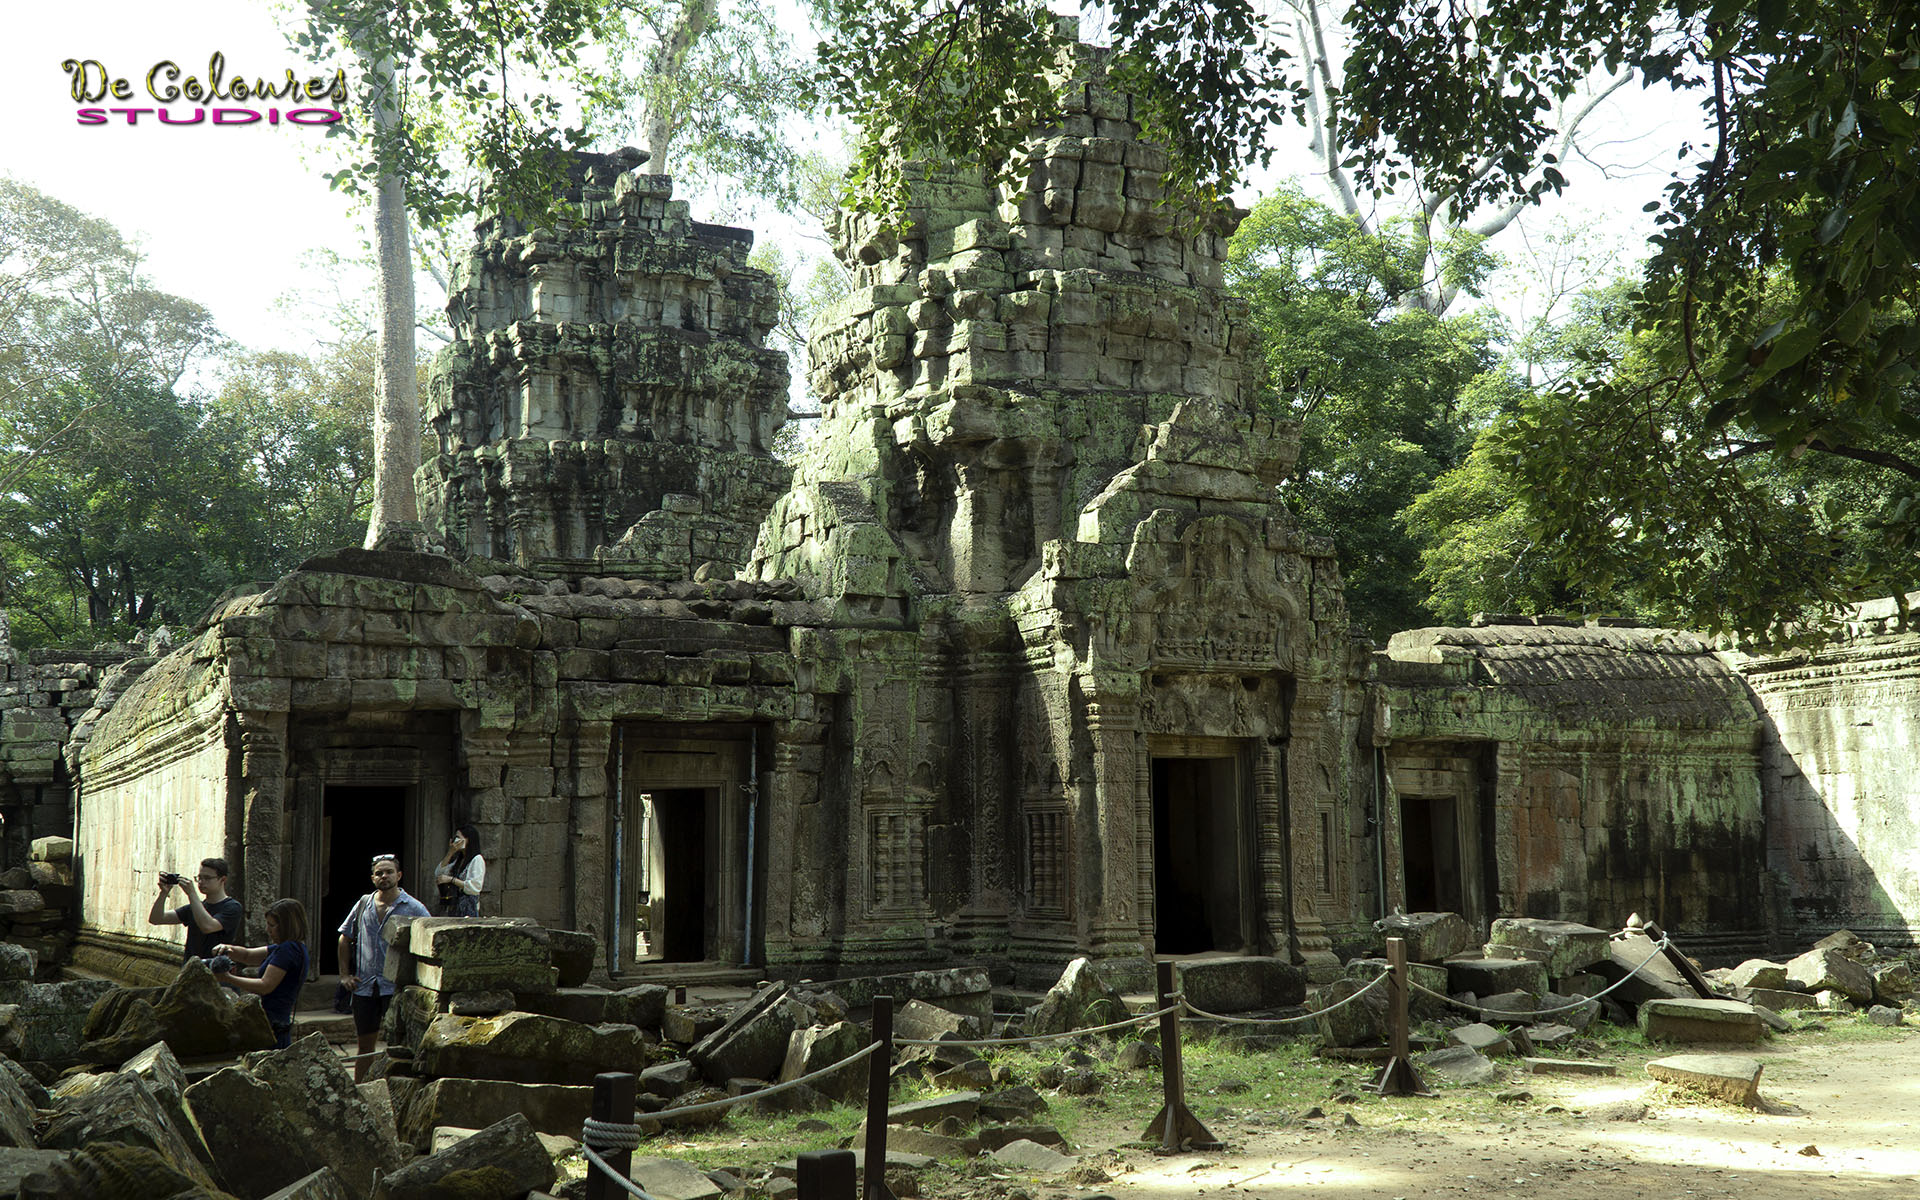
[148,857,243,962]
[337,854,430,1080]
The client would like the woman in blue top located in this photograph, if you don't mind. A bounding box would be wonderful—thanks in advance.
[213,897,310,1049]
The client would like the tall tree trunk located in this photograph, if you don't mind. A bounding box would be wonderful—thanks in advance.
[363,49,420,548]
[640,0,717,175]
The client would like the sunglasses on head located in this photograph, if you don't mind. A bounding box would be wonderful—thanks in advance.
[370,855,399,869]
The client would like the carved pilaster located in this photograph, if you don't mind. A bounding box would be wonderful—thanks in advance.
[1134,733,1153,950]
[231,709,289,944]
[1083,691,1146,971]
[1287,679,1338,974]
[568,720,613,955]
[1254,739,1289,956]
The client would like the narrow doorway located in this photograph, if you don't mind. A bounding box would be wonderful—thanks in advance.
[1151,756,1245,953]
[644,787,713,962]
[1400,794,1463,913]
[321,786,406,973]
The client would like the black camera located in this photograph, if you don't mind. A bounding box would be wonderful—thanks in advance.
[159,871,184,886]
[206,954,234,975]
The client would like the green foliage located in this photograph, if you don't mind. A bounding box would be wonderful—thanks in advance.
[0,182,372,649]
[1227,187,1500,637]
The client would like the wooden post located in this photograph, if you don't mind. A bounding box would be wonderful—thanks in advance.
[1140,959,1221,1152]
[586,1071,637,1200]
[1367,937,1429,1097]
[863,995,895,1200]
[798,1149,857,1200]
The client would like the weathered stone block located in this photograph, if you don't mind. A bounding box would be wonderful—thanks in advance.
[1486,919,1610,978]
[894,998,983,1042]
[1725,959,1790,990]
[1785,947,1875,1003]
[1637,998,1769,1044]
[375,1113,556,1200]
[43,1071,217,1191]
[1027,958,1127,1035]
[1176,957,1307,1014]
[603,983,667,1030]
[780,1021,866,1101]
[1590,933,1697,1005]
[1310,977,1386,1047]
[1414,1044,1500,1086]
[396,1077,592,1151]
[689,983,797,1083]
[888,1090,980,1128]
[1449,1022,1512,1057]
[1374,912,1477,963]
[1445,958,1548,999]
[417,1011,648,1085]
[1645,1053,1764,1105]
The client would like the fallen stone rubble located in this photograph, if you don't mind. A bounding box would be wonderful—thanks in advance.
[3,911,1916,1198]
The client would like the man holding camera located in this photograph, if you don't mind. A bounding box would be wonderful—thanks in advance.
[147,858,244,963]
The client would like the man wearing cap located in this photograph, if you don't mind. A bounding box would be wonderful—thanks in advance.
[336,853,430,1080]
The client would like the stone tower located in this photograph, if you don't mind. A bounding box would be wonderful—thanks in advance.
[418,148,790,575]
[752,40,1355,980]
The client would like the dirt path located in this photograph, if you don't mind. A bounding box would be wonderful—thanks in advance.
[1074,1029,1920,1199]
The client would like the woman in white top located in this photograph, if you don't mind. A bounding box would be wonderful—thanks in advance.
[434,824,486,917]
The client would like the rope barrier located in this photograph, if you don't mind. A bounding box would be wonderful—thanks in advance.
[581,1145,659,1199]
[600,1040,883,1125]
[1405,936,1677,1019]
[1181,968,1393,1026]
[892,1002,1180,1047]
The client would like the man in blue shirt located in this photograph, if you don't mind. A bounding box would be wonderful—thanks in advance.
[336,854,429,1080]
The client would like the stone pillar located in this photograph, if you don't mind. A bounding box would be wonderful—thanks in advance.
[1287,679,1338,974]
[1254,737,1289,957]
[1134,732,1154,952]
[567,720,613,959]
[951,651,1015,954]
[231,709,290,944]
[1083,689,1147,981]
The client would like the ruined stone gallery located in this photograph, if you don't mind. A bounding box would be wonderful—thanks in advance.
[2,45,1917,992]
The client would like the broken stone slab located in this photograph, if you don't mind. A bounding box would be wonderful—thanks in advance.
[627,1156,723,1200]
[1345,957,1448,1018]
[663,1003,730,1044]
[1590,933,1698,1005]
[42,1070,218,1192]
[0,945,34,983]
[642,1058,703,1099]
[1486,919,1610,978]
[780,1021,866,1101]
[1445,959,1548,999]
[1311,976,1387,1047]
[820,968,994,1016]
[605,983,669,1029]
[407,918,557,994]
[358,1078,399,1145]
[1866,1005,1905,1026]
[0,1150,77,1197]
[545,929,598,989]
[1725,959,1791,990]
[416,1011,648,1085]
[977,1124,1067,1151]
[28,836,72,863]
[991,1138,1078,1173]
[1413,1044,1501,1086]
[15,1143,208,1200]
[1374,911,1477,963]
[976,1085,1047,1123]
[0,1057,36,1148]
[1638,998,1769,1044]
[1521,1057,1617,1076]
[120,1041,215,1174]
[517,987,611,1025]
[81,958,276,1065]
[1528,1023,1578,1048]
[689,982,797,1084]
[447,990,515,1016]
[375,1113,556,1200]
[1477,989,1553,1024]
[1727,985,1819,1013]
[1027,958,1128,1035]
[265,1167,353,1200]
[1811,929,1873,959]
[1449,1023,1513,1057]
[1175,957,1308,1014]
[855,1121,979,1158]
[887,1090,981,1128]
[395,1077,592,1150]
[894,997,984,1041]
[0,977,115,1063]
[1556,972,1605,997]
[1784,947,1874,1003]
[0,1060,47,1110]
[187,1033,405,1197]
[1645,1053,1764,1106]
[1872,962,1913,1005]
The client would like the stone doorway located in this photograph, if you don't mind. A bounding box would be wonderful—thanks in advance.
[1150,754,1251,954]
[1399,793,1463,913]
[319,785,407,973]
[1386,744,1493,931]
[615,726,762,973]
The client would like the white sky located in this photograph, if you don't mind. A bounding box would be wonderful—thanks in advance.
[10,2,1710,362]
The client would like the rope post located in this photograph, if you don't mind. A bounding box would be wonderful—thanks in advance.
[798,1149,857,1200]
[585,1071,637,1200]
[863,995,895,1200]
[1141,959,1221,1153]
[1366,937,1429,1097]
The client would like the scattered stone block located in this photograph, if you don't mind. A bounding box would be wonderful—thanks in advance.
[976,1085,1047,1123]
[1528,1023,1577,1048]
[1346,957,1449,1018]
[642,1058,702,1098]
[1521,1057,1616,1076]
[894,998,982,1041]
[517,987,610,1025]
[1556,972,1605,997]
[0,1058,37,1148]
[1784,947,1874,1003]
[1477,989,1549,1023]
[1645,1053,1764,1106]
[408,919,557,995]
[545,929,598,988]
[0,946,34,984]
[977,1124,1067,1151]
[120,1041,214,1173]
[1486,919,1610,977]
[1027,958,1127,1035]
[187,1034,404,1196]
[1725,959,1791,990]
[1311,977,1386,1047]
[780,1020,866,1100]
[28,836,71,863]
[0,977,115,1064]
[990,1139,1077,1173]
[1871,962,1913,1005]
[1866,1005,1904,1026]
[1374,912,1476,963]
[628,1156,723,1200]
[1591,934,1697,1005]
[1638,998,1768,1044]
[1449,1023,1513,1057]
[394,1076,591,1151]
[1413,1044,1500,1086]
[447,990,515,1016]
[417,1011,648,1085]
[888,1090,981,1127]
[1445,959,1547,999]
[264,1167,353,1199]
[42,1070,218,1192]
[1114,1040,1160,1070]
[1811,929,1872,959]
[1728,985,1819,1013]
[378,1113,556,1200]
[1175,957,1307,1013]
[690,982,797,1083]
[663,1003,729,1044]
[606,984,669,1030]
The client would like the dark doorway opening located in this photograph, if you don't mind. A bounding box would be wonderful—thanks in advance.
[649,788,711,962]
[1151,757,1244,954]
[1400,794,1462,913]
[321,785,406,973]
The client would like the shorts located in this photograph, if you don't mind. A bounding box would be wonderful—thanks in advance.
[351,990,394,1036]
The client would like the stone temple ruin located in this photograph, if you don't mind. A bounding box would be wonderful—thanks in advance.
[2,41,1920,999]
